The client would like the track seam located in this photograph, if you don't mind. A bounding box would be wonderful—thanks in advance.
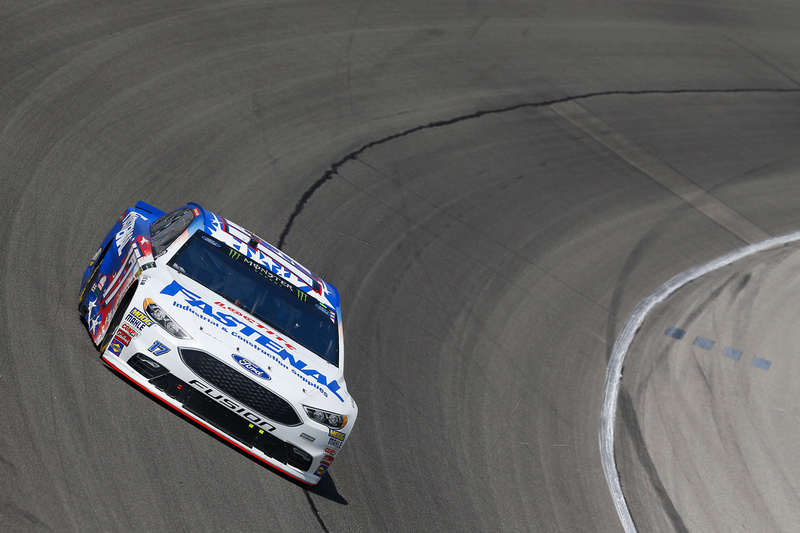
[304,489,330,533]
[277,86,800,249]
[600,229,800,532]
[280,85,800,531]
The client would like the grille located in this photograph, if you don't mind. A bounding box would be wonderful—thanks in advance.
[128,353,169,380]
[179,349,301,426]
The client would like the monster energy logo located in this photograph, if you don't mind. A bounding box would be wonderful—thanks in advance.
[225,241,310,305]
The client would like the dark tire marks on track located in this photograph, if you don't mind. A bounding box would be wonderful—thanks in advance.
[277,87,800,250]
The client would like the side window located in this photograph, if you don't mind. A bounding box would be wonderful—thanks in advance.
[150,208,196,257]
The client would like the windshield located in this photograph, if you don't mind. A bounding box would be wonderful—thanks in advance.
[168,231,339,366]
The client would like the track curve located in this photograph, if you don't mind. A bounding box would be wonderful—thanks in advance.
[3,1,800,531]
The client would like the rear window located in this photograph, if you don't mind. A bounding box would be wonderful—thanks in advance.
[150,208,196,257]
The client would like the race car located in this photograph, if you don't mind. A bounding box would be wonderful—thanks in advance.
[78,201,357,485]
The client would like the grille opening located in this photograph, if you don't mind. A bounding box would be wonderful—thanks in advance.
[183,391,262,446]
[287,445,313,472]
[126,363,315,473]
[179,348,301,426]
[151,373,192,402]
[129,353,169,380]
[253,432,313,472]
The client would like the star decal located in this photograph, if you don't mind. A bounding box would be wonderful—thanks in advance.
[88,315,102,335]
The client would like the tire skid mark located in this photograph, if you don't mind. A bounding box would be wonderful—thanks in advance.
[278,86,800,249]
[602,230,800,532]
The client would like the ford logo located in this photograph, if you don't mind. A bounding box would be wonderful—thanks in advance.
[232,354,271,380]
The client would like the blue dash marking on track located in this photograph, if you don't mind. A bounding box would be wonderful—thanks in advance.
[723,347,743,361]
[602,229,800,533]
[751,357,772,370]
[692,336,715,350]
[664,327,686,339]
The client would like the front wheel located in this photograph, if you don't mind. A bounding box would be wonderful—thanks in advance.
[98,283,137,353]
[78,242,112,313]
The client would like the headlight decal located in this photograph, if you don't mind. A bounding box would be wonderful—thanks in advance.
[144,298,192,339]
[303,406,348,429]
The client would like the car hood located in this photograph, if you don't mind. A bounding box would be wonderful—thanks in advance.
[140,269,352,412]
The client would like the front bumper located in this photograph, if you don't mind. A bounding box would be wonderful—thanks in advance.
[102,340,344,485]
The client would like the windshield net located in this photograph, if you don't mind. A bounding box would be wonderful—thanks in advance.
[168,231,339,366]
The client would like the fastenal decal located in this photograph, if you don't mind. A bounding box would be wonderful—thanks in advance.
[161,280,345,402]
[232,354,271,380]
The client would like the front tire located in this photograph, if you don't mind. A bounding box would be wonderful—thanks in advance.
[98,283,137,353]
[78,242,112,313]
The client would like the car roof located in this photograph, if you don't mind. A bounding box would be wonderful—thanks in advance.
[185,203,340,312]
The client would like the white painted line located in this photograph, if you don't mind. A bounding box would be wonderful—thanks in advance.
[600,230,800,532]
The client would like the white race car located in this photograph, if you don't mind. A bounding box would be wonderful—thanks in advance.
[78,201,357,484]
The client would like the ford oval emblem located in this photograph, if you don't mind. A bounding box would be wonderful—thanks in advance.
[232,354,271,380]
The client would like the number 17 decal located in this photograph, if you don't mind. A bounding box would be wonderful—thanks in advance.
[148,341,170,356]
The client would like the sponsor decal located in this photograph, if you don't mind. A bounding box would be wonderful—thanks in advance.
[327,438,343,450]
[328,429,345,441]
[130,307,152,325]
[161,280,345,402]
[232,354,271,380]
[320,455,335,467]
[188,379,275,431]
[115,330,132,347]
[126,307,153,330]
[115,211,146,250]
[205,213,327,298]
[120,322,139,339]
[324,447,338,456]
[313,464,329,478]
[148,341,170,356]
[109,338,124,356]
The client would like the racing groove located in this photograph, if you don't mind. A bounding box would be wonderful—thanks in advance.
[3,1,800,531]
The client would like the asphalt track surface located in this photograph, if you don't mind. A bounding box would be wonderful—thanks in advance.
[3,1,800,532]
